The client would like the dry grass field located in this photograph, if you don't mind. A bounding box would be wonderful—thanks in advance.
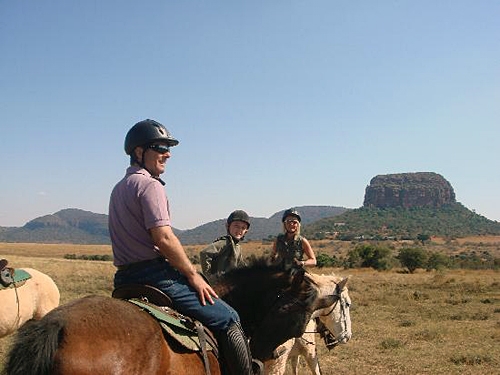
[1,239,499,374]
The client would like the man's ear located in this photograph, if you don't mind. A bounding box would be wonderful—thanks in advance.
[133,147,144,164]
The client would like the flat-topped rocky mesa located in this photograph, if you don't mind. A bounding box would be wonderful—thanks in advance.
[363,172,456,209]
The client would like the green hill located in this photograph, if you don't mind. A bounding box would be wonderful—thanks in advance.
[0,206,347,245]
[304,203,500,240]
[0,209,110,244]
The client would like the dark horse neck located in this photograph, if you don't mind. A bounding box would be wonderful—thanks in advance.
[213,261,318,360]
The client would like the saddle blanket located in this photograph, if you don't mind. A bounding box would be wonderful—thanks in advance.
[128,298,218,354]
[0,268,31,289]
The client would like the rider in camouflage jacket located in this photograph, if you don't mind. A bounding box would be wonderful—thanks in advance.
[200,210,250,280]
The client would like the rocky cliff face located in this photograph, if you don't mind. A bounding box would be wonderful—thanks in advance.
[363,172,456,209]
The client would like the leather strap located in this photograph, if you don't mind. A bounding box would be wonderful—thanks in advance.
[195,321,212,375]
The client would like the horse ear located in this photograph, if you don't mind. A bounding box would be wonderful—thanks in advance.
[338,277,349,290]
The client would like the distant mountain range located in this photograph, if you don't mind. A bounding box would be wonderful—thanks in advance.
[0,206,348,245]
[0,209,110,244]
[2,172,499,245]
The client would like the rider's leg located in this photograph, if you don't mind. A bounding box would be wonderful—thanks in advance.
[120,262,262,375]
[217,320,263,375]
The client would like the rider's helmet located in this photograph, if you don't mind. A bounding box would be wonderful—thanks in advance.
[124,119,179,155]
[282,208,301,223]
[227,210,251,229]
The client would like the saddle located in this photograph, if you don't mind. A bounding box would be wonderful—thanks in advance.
[112,284,219,373]
[0,259,31,289]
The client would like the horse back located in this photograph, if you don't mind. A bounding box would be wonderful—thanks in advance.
[59,296,176,374]
[21,268,60,318]
[4,295,220,375]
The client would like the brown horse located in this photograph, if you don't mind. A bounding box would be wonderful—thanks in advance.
[3,261,344,375]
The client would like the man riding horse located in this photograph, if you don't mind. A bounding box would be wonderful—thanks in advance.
[109,119,262,375]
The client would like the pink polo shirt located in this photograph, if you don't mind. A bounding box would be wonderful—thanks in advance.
[109,166,171,266]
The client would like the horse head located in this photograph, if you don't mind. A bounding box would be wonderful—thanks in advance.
[215,260,352,361]
[243,267,323,361]
[308,273,352,349]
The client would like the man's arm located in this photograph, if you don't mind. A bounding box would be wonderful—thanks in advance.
[150,225,218,305]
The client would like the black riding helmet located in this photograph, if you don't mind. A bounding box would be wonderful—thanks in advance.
[124,119,179,186]
[227,210,251,229]
[125,119,179,155]
[282,208,301,223]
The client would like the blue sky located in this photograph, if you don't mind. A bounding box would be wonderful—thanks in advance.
[1,1,499,229]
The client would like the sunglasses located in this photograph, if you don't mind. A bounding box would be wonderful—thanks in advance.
[285,219,299,224]
[147,144,171,154]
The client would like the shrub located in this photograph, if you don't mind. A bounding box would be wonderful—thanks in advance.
[417,233,431,245]
[450,353,493,365]
[398,247,428,273]
[316,252,340,268]
[426,252,450,271]
[379,338,403,350]
[346,244,394,271]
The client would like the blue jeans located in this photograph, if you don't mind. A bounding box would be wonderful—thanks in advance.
[114,258,239,333]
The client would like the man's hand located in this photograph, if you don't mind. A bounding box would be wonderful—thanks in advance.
[150,226,219,305]
[187,272,219,306]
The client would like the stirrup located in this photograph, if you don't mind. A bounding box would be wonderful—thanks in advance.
[252,359,264,375]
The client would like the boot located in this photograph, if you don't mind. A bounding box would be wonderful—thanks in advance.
[217,321,263,375]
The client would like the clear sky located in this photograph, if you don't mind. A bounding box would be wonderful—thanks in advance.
[1,1,499,230]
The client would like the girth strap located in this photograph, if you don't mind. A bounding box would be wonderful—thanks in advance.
[195,321,212,375]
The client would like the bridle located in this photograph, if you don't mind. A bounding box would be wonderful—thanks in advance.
[304,282,350,350]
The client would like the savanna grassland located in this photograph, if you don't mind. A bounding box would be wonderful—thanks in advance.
[1,239,499,374]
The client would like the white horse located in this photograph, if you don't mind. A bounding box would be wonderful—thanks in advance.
[0,267,60,338]
[264,273,352,375]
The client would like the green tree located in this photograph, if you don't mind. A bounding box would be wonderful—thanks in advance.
[398,247,428,273]
[316,253,339,268]
[346,244,394,271]
[417,233,431,245]
[426,252,450,271]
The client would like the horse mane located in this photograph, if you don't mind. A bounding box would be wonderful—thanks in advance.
[214,256,275,288]
[212,257,320,341]
[223,256,279,278]
[218,257,320,305]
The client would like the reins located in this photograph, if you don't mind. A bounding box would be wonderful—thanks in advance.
[2,267,22,333]
[300,282,350,349]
